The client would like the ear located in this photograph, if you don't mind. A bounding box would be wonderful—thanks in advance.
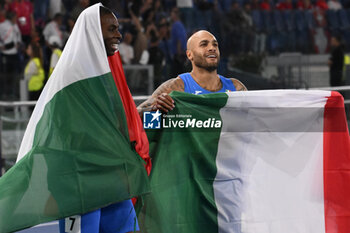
[186,50,192,61]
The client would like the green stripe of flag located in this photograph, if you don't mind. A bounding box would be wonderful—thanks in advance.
[138,91,228,233]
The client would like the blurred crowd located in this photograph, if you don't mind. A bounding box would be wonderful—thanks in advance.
[1,0,350,100]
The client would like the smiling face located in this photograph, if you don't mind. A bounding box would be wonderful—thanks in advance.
[186,30,220,72]
[100,10,122,56]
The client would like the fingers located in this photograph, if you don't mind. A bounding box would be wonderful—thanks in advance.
[153,93,175,113]
[159,93,174,108]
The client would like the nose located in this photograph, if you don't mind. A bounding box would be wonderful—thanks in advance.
[208,43,216,52]
[115,30,122,41]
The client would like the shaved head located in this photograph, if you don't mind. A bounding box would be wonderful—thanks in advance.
[186,30,220,72]
[187,30,217,51]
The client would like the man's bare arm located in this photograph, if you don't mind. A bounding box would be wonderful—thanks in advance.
[231,78,248,91]
[137,77,184,116]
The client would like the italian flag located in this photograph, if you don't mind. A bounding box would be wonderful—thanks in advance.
[138,90,350,233]
[0,4,150,233]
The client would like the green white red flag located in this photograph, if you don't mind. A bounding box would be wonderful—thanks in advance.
[138,90,350,233]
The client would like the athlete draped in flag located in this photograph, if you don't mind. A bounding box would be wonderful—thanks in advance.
[0,3,150,233]
[137,30,247,114]
[58,6,139,233]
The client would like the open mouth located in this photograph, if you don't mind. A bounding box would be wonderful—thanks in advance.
[206,55,218,61]
[111,44,119,51]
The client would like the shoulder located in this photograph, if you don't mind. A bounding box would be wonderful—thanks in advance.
[44,22,54,29]
[0,20,9,29]
[26,59,38,72]
[32,58,42,69]
[230,78,248,91]
[178,73,190,79]
[151,77,184,97]
[28,59,37,66]
[51,51,59,59]
[158,77,184,92]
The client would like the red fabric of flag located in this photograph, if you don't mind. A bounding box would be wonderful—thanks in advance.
[323,91,350,233]
[108,52,151,175]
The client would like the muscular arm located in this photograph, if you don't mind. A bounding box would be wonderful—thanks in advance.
[137,77,184,116]
[231,78,248,91]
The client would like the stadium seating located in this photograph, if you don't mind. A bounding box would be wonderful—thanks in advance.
[338,9,350,50]
[326,10,340,34]
[282,10,297,51]
[294,10,312,53]
[273,10,287,53]
[252,10,265,33]
[262,10,279,53]
[247,8,349,53]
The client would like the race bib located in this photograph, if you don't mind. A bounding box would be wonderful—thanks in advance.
[65,215,81,233]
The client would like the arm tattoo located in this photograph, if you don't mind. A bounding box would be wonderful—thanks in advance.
[236,86,246,91]
[231,78,248,91]
[137,78,184,116]
[151,77,184,97]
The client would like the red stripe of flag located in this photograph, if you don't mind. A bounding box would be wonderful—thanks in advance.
[324,91,350,233]
[108,52,151,175]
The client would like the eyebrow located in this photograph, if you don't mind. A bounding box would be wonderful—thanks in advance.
[199,39,218,44]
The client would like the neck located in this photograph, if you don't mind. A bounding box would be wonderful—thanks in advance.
[190,67,221,92]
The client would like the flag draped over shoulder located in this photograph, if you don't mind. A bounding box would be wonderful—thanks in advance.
[138,90,350,233]
[0,3,150,233]
[108,54,151,175]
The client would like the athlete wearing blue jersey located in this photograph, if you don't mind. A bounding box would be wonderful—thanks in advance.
[178,72,236,94]
[137,30,247,114]
[59,5,138,233]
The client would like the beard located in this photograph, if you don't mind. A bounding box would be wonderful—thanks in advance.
[193,52,220,72]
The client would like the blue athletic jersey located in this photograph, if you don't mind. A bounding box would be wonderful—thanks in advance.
[59,199,138,233]
[179,73,236,94]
